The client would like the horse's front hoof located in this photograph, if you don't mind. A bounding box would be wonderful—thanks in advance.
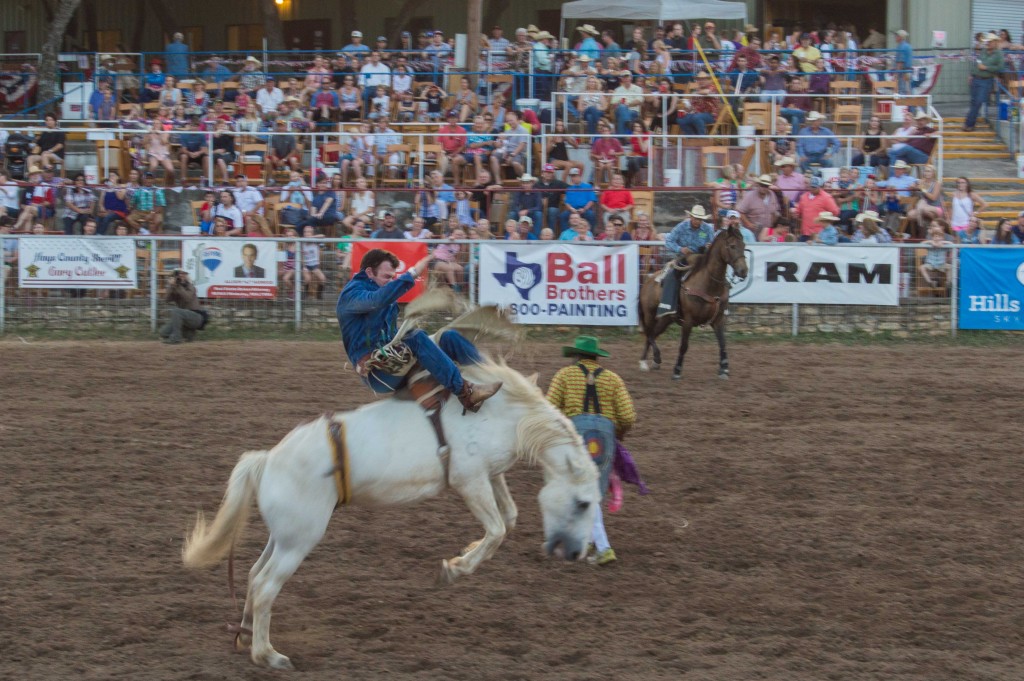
[718,372,729,380]
[672,372,682,380]
[639,360,650,372]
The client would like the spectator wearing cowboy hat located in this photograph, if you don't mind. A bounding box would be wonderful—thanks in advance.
[796,111,840,170]
[576,24,602,61]
[239,56,266,94]
[773,156,807,205]
[964,33,1005,131]
[612,70,644,136]
[793,176,840,241]
[737,174,782,238]
[511,173,544,236]
[811,211,846,244]
[659,205,715,316]
[546,335,636,567]
[888,111,937,166]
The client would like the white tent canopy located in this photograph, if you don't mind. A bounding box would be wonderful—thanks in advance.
[560,0,748,22]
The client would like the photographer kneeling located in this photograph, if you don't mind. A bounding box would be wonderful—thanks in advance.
[160,268,209,344]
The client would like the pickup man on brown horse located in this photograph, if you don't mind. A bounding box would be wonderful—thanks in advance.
[657,204,716,317]
[640,218,748,380]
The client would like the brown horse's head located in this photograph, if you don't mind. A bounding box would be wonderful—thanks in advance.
[716,225,748,280]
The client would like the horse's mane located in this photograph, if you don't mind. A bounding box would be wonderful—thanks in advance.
[463,359,594,483]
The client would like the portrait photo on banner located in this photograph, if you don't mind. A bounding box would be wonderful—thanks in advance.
[181,238,278,299]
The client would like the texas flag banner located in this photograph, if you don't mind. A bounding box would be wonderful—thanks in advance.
[479,243,639,325]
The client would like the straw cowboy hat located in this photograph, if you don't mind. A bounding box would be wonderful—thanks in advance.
[774,156,796,167]
[982,32,999,42]
[744,24,759,33]
[534,31,555,41]
[527,24,540,37]
[577,24,600,36]
[687,205,710,221]
[892,159,911,169]
[856,210,882,224]
[28,165,43,175]
[520,174,537,182]
[913,110,931,120]
[806,110,826,121]
[815,211,841,223]
[756,174,773,186]
[245,56,262,66]
[562,335,610,358]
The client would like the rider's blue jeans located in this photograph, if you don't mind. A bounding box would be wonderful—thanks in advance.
[366,329,481,394]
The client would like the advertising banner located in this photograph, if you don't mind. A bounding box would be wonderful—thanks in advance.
[479,243,639,325]
[18,237,138,288]
[350,240,428,302]
[180,239,278,299]
[730,245,899,306]
[958,248,1024,330]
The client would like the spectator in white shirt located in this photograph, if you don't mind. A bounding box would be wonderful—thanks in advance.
[359,51,392,109]
[255,78,284,121]
[0,170,20,221]
[231,174,270,235]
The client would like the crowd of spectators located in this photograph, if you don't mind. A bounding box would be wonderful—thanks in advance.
[2,21,1022,296]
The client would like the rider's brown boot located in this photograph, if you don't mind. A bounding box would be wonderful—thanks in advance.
[458,380,502,413]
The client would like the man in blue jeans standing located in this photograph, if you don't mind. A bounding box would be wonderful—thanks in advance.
[964,33,1005,132]
[337,248,501,412]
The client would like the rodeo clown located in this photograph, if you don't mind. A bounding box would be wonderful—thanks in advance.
[546,336,637,565]
[336,247,501,412]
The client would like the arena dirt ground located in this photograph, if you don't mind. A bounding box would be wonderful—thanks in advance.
[1,338,1021,681]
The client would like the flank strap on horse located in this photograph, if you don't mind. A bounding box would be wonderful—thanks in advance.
[325,419,352,509]
[395,369,453,486]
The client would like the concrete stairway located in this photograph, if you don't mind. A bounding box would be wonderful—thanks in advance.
[941,118,1012,161]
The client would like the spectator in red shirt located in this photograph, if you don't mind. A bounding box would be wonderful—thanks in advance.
[599,173,635,224]
[793,176,840,241]
[590,120,624,186]
[437,111,467,185]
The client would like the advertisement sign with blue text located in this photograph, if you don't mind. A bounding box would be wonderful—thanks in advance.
[958,248,1024,330]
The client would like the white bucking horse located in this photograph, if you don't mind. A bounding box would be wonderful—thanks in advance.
[182,360,599,671]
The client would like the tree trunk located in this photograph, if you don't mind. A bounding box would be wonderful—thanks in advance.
[38,0,81,108]
[261,0,285,51]
[147,0,180,43]
[387,0,432,47]
[466,0,482,83]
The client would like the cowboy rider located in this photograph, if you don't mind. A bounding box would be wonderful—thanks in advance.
[546,336,636,566]
[336,248,502,412]
[657,204,715,317]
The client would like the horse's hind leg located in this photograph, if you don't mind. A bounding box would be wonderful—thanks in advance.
[235,539,275,651]
[714,319,729,379]
[442,476,506,585]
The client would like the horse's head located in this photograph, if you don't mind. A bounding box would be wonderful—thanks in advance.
[719,226,749,280]
[538,441,599,562]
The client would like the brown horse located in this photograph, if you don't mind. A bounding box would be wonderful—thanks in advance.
[638,225,749,380]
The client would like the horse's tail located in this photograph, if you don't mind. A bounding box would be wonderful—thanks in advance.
[182,449,269,569]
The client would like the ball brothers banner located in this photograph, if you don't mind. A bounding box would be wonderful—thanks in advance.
[350,240,428,302]
[181,238,278,299]
[730,245,899,305]
[479,243,639,325]
[18,237,138,288]
[957,248,1024,330]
